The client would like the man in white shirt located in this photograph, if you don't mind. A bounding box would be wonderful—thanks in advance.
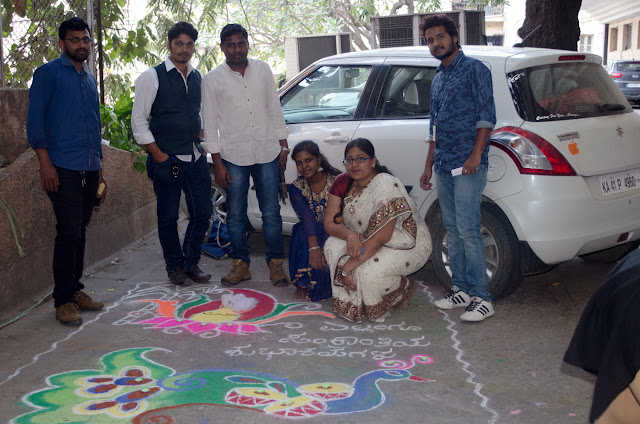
[132,21,213,285]
[201,23,290,286]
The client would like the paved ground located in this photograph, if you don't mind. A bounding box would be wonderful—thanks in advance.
[0,223,613,424]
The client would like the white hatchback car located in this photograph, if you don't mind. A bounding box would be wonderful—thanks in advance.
[218,45,640,299]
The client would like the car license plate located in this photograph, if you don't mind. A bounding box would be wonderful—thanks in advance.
[600,168,640,196]
[628,83,640,88]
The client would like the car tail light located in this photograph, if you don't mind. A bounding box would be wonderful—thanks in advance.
[610,72,623,78]
[490,126,576,176]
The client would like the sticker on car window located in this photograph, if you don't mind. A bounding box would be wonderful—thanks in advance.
[536,113,579,121]
[508,72,524,84]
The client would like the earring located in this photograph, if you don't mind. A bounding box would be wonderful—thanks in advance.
[372,162,375,168]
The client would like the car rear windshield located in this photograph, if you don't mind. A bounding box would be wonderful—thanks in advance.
[615,61,640,72]
[508,62,631,122]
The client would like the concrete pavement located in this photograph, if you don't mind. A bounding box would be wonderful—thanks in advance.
[0,222,609,424]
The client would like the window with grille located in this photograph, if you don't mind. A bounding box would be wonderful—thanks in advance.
[623,24,632,50]
[610,27,618,52]
[579,35,592,53]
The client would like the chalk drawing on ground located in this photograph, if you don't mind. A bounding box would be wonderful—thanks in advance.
[113,285,335,337]
[419,281,500,424]
[11,348,434,423]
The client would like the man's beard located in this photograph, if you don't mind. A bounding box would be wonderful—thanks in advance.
[434,43,456,61]
[226,55,248,67]
[65,47,89,63]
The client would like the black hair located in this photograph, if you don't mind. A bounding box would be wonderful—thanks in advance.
[419,14,461,49]
[59,17,90,40]
[168,21,198,43]
[291,140,341,177]
[333,138,392,224]
[220,23,248,44]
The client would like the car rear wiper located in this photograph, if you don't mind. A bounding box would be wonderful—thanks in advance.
[597,103,627,112]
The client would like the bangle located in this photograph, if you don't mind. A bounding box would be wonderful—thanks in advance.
[347,234,358,240]
[281,146,290,152]
[308,246,321,252]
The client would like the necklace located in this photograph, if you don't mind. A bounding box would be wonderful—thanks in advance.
[347,176,374,215]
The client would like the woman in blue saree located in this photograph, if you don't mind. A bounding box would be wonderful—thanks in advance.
[288,141,341,301]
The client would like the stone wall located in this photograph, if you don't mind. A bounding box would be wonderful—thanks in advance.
[0,89,157,324]
[0,89,30,165]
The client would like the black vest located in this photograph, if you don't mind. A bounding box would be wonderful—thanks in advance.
[149,63,201,155]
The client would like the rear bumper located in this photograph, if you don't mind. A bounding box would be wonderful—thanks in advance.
[495,175,640,264]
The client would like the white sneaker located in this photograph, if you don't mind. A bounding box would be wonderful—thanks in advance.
[434,286,471,310]
[460,297,494,322]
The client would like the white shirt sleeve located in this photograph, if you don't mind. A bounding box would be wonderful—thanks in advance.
[131,68,159,145]
[262,62,289,141]
[201,72,221,155]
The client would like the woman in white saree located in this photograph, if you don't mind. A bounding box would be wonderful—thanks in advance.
[323,138,432,322]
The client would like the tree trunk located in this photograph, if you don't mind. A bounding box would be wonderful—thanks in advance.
[517,0,582,50]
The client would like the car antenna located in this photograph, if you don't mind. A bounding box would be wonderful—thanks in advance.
[513,25,542,48]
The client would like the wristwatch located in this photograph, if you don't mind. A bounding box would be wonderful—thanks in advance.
[281,146,291,152]
[341,269,352,277]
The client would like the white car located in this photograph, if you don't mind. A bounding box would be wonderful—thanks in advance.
[215,45,640,299]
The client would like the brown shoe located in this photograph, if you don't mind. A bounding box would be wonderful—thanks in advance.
[75,290,104,311]
[221,259,251,285]
[56,303,82,326]
[269,258,289,286]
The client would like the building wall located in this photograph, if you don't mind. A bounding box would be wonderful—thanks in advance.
[607,17,640,65]
[577,10,605,62]
[0,89,158,325]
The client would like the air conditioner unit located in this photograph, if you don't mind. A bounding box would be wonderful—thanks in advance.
[371,11,486,49]
[285,33,351,80]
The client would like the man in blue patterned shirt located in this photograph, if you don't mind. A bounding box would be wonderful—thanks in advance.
[419,14,497,322]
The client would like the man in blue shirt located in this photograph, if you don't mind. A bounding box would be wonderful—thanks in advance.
[419,14,497,322]
[28,17,106,326]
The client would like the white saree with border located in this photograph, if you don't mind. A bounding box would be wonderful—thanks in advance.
[324,173,432,322]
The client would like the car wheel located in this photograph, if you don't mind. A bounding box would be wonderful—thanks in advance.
[179,172,227,223]
[428,202,522,300]
[579,240,639,263]
[210,179,227,224]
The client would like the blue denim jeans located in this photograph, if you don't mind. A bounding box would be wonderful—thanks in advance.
[47,167,99,308]
[435,165,491,302]
[223,157,284,265]
[148,154,212,272]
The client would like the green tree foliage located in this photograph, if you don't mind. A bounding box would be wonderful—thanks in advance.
[99,89,146,173]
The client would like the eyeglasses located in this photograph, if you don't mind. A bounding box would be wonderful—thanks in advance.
[294,157,316,166]
[65,36,92,45]
[343,156,372,165]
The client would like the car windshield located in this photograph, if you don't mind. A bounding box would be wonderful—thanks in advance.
[508,62,631,122]
[615,61,640,72]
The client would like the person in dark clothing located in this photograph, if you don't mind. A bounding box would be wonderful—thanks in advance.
[28,16,106,325]
[132,22,213,285]
[564,247,640,423]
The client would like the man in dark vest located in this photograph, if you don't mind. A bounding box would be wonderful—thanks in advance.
[132,21,213,285]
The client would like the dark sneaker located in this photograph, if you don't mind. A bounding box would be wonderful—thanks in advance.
[186,265,211,283]
[75,290,104,311]
[168,267,188,285]
[269,258,289,286]
[55,303,82,326]
[433,285,471,310]
[460,297,495,322]
[221,259,251,285]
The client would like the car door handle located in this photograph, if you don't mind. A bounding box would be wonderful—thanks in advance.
[323,135,350,143]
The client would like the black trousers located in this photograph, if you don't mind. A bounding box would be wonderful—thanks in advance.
[46,167,99,307]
